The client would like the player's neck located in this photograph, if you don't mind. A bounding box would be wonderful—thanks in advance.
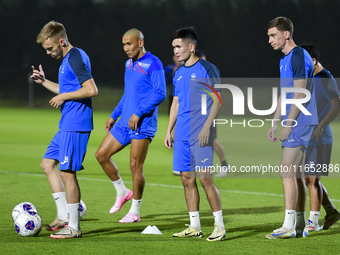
[63,44,73,58]
[314,62,323,76]
[282,40,296,55]
[184,54,199,67]
[134,48,147,61]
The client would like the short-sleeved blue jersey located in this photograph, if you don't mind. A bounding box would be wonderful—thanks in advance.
[173,59,221,143]
[279,46,318,126]
[111,52,166,133]
[308,68,340,145]
[58,47,93,131]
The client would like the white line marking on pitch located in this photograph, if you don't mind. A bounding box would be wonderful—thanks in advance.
[1,171,340,202]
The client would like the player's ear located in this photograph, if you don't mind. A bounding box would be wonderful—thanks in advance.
[312,58,317,66]
[190,43,195,53]
[139,39,144,48]
[284,31,290,40]
[59,38,65,47]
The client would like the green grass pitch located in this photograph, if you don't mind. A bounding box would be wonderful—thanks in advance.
[0,107,340,254]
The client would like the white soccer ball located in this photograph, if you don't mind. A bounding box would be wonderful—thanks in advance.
[12,202,38,221]
[80,200,87,220]
[14,211,42,237]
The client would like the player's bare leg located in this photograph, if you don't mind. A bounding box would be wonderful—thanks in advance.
[173,171,203,238]
[305,176,322,210]
[96,133,132,214]
[41,158,68,231]
[95,133,125,181]
[51,170,81,239]
[41,158,64,193]
[119,139,150,223]
[267,146,305,239]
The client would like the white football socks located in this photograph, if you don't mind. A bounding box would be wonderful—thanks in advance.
[309,211,320,224]
[112,178,127,197]
[283,210,295,230]
[213,210,225,230]
[52,192,68,220]
[189,211,201,230]
[129,199,142,216]
[68,203,80,231]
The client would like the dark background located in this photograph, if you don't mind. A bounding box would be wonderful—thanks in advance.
[1,0,340,109]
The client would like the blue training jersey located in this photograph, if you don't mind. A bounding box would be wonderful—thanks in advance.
[58,47,93,132]
[173,58,221,143]
[111,52,166,133]
[308,68,340,146]
[279,46,318,126]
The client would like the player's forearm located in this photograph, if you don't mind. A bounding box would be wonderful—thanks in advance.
[42,79,59,94]
[272,97,282,123]
[62,79,98,101]
[167,101,178,133]
[203,92,221,129]
[318,101,340,130]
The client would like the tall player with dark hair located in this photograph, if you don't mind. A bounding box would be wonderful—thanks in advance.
[266,17,318,239]
[300,43,340,231]
[165,27,226,241]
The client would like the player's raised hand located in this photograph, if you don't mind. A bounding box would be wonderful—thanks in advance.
[267,126,278,142]
[105,118,116,132]
[30,65,45,84]
[164,132,173,149]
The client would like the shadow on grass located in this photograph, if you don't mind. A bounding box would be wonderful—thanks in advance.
[81,206,285,239]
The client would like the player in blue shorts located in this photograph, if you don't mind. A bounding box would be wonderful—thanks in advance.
[266,17,318,239]
[164,27,226,241]
[299,43,340,231]
[95,28,166,223]
[31,21,98,238]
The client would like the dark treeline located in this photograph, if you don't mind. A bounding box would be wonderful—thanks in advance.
[1,0,340,104]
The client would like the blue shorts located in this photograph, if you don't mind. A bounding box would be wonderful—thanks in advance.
[173,140,213,172]
[44,131,91,171]
[305,143,332,176]
[110,122,154,147]
[281,125,315,153]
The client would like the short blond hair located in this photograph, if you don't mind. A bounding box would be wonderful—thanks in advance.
[37,21,68,44]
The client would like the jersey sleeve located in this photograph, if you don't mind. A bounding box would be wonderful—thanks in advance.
[68,49,93,84]
[110,94,125,120]
[134,59,166,117]
[200,59,221,92]
[291,48,308,80]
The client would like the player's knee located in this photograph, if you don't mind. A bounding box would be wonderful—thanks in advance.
[305,176,319,188]
[199,177,214,188]
[130,159,140,172]
[40,159,53,173]
[95,149,106,163]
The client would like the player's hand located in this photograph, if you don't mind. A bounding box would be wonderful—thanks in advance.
[267,126,278,142]
[128,114,140,131]
[30,65,45,84]
[279,126,292,141]
[164,132,173,149]
[49,94,65,108]
[105,118,116,132]
[310,126,322,142]
[198,126,210,147]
